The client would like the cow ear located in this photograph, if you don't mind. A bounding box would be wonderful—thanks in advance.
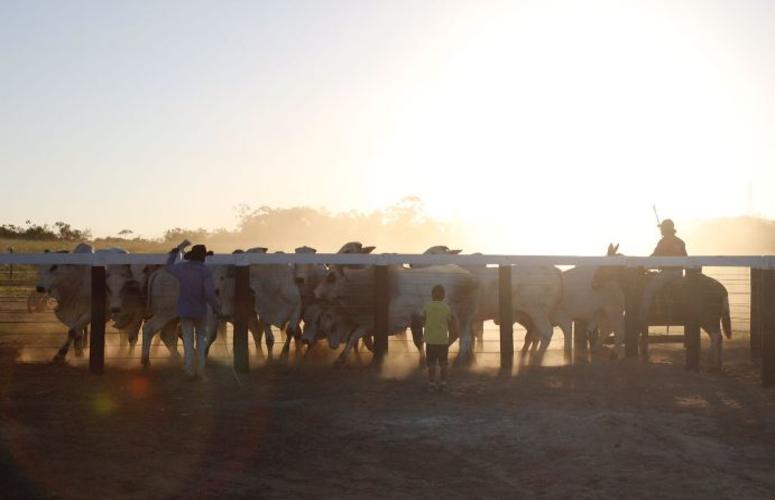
[613,243,619,254]
[362,246,376,254]
[607,243,614,256]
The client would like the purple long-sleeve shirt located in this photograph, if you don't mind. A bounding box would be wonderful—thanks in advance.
[165,251,218,319]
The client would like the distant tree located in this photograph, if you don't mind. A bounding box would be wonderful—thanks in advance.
[54,221,91,241]
[118,229,133,237]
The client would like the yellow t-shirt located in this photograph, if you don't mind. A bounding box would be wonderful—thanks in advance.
[423,300,451,345]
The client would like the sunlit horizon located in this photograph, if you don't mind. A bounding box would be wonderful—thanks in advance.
[2,0,774,253]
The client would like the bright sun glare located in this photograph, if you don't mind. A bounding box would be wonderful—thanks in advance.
[362,1,760,254]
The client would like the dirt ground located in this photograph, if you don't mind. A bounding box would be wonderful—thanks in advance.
[1,315,775,500]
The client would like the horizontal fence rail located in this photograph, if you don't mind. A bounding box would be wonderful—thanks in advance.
[1,252,775,268]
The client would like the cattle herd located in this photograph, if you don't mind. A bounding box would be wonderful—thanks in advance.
[33,242,733,370]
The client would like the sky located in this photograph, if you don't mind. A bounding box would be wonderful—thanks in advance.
[1,0,774,253]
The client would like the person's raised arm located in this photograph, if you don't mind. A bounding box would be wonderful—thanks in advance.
[165,240,190,278]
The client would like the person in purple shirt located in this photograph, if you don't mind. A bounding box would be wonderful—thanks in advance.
[166,243,220,379]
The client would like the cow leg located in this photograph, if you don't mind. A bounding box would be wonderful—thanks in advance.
[280,325,295,359]
[160,321,180,359]
[472,320,484,352]
[362,335,374,352]
[531,314,555,365]
[520,328,534,357]
[264,323,275,359]
[53,329,77,362]
[606,308,626,360]
[204,313,220,357]
[74,325,89,357]
[54,314,90,361]
[141,316,168,367]
[411,315,425,367]
[454,317,475,366]
[335,328,367,366]
[248,314,261,351]
[123,316,143,354]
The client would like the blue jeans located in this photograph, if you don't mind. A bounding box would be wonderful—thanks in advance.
[181,317,208,376]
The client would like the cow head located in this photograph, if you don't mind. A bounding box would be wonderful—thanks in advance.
[129,264,160,291]
[300,303,324,346]
[35,251,74,300]
[314,269,342,303]
[293,246,326,296]
[212,265,236,318]
[332,241,375,274]
[317,306,355,350]
[106,264,133,313]
[424,245,462,255]
[337,242,376,255]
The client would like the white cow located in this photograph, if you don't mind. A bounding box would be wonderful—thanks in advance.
[423,248,564,359]
[313,263,480,365]
[35,244,142,360]
[234,243,372,359]
[209,250,268,356]
[522,265,626,359]
[105,262,178,354]
[140,266,184,366]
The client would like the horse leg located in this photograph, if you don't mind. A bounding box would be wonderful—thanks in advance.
[705,325,722,371]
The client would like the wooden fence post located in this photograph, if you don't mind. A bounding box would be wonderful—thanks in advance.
[750,268,763,361]
[373,265,389,365]
[685,268,701,371]
[624,271,640,358]
[233,265,250,373]
[89,265,106,374]
[498,265,514,371]
[762,269,775,387]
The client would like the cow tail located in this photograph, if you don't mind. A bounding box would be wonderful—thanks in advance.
[721,292,732,339]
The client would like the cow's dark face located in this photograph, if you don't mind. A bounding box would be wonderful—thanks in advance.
[314,271,339,302]
[319,309,343,348]
[35,263,68,296]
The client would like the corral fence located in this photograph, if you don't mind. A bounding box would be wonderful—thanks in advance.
[1,253,774,386]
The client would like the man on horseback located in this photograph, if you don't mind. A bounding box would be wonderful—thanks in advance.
[638,219,687,330]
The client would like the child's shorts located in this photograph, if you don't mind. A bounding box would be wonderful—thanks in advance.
[426,344,449,366]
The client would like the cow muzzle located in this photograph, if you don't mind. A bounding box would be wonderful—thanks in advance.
[36,286,46,293]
